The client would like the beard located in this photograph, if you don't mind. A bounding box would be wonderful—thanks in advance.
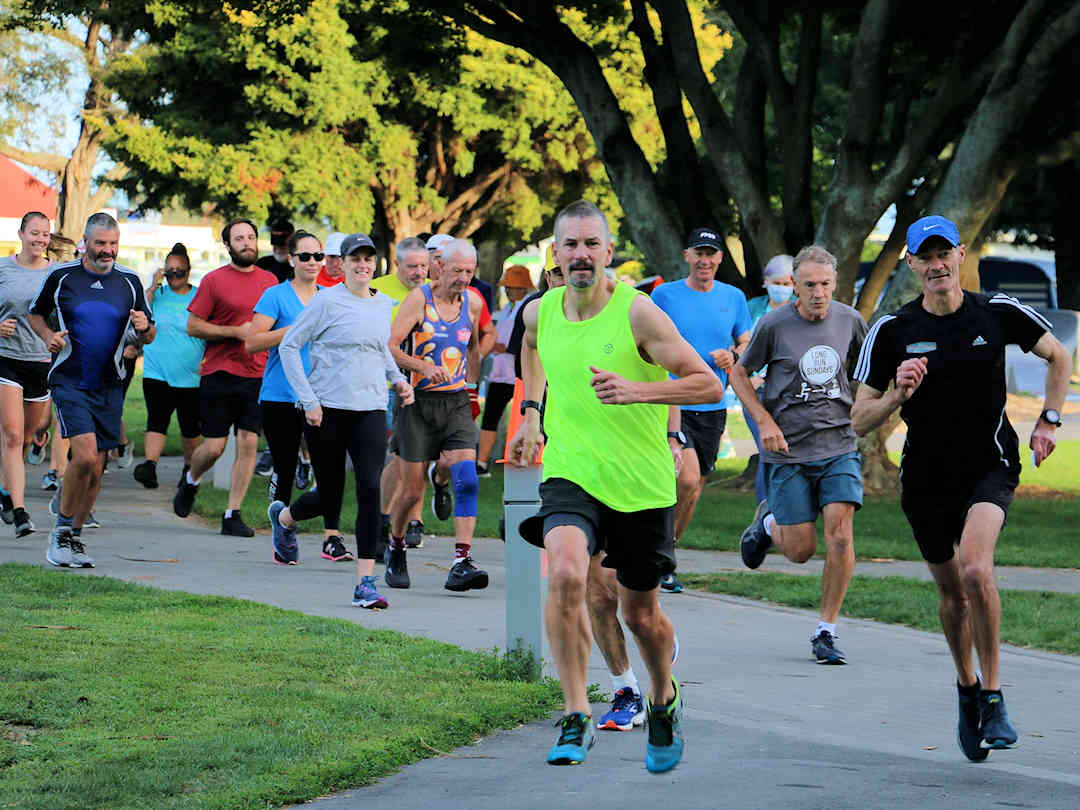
[229,246,257,268]
[567,261,596,289]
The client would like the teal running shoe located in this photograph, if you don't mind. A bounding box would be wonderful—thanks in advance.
[645,679,684,773]
[546,712,595,765]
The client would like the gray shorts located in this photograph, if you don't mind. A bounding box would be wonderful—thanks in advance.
[394,390,477,462]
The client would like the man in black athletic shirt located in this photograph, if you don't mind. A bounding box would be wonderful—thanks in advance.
[852,214,1071,762]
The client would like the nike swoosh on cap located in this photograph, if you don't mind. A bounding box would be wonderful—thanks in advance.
[923,224,939,231]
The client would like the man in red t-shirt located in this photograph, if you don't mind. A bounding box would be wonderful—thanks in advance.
[172,217,278,536]
[315,231,346,288]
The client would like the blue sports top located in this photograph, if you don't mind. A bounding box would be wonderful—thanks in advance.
[650,279,752,411]
[253,281,316,403]
[30,260,153,391]
[143,284,204,388]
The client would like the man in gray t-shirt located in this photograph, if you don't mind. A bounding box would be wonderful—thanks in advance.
[729,245,868,665]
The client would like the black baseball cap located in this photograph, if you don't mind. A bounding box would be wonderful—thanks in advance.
[687,227,724,251]
[268,217,294,247]
[340,232,376,256]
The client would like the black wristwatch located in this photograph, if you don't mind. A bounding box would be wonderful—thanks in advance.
[667,430,687,447]
[731,350,740,364]
[1040,408,1062,427]
[520,399,543,416]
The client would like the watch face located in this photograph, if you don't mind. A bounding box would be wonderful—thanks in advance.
[1044,409,1061,424]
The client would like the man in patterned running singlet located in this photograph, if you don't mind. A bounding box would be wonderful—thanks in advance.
[387,239,489,594]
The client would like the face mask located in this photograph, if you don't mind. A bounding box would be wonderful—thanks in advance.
[766,284,793,303]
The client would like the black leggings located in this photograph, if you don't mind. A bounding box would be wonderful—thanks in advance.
[480,381,515,431]
[261,401,304,505]
[289,408,386,559]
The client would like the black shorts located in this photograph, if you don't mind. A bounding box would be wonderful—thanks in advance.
[682,408,727,477]
[394,390,477,462]
[0,355,51,401]
[199,371,263,438]
[143,377,201,438]
[480,381,515,431]
[519,477,675,591]
[901,465,1020,565]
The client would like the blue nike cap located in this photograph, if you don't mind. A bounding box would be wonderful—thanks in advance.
[906,215,960,254]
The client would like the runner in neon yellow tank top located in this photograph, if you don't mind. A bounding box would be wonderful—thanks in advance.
[508,201,724,772]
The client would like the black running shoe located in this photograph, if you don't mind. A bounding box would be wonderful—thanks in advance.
[321,535,353,562]
[173,478,199,518]
[980,690,1018,749]
[385,547,411,589]
[221,511,254,537]
[428,462,453,521]
[405,519,425,549]
[0,491,14,525]
[133,459,159,489]
[295,459,313,491]
[957,680,989,762]
[445,556,489,591]
[740,499,772,569]
[13,508,34,538]
[810,630,846,664]
[255,449,274,477]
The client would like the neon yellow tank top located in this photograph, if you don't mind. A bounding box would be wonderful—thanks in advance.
[537,282,674,511]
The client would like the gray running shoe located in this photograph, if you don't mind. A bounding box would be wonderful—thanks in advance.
[46,526,74,567]
[83,512,101,530]
[115,441,133,469]
[68,535,95,568]
[27,430,48,465]
[41,469,59,490]
[255,449,274,477]
[740,499,773,569]
[405,519,425,549]
[49,483,61,516]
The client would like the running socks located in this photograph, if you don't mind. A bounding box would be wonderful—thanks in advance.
[816,621,837,637]
[612,667,640,696]
[450,459,479,517]
[391,535,406,551]
[763,513,776,537]
[454,542,470,560]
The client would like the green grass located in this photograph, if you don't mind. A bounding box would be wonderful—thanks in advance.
[682,572,1080,657]
[0,564,562,810]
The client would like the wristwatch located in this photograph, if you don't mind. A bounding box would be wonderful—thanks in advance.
[731,350,740,364]
[520,399,543,416]
[1040,408,1062,427]
[667,430,687,447]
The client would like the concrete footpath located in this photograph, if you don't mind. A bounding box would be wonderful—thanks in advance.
[3,458,1079,809]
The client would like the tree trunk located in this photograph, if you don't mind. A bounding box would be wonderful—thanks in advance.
[1052,159,1080,310]
[857,411,901,495]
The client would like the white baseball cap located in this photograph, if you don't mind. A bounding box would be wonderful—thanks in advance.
[426,234,454,252]
[324,232,347,256]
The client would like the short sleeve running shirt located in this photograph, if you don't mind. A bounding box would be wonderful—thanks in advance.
[740,301,868,464]
[29,260,153,390]
[253,281,315,403]
[854,291,1049,490]
[143,284,204,388]
[650,279,752,412]
[187,264,278,378]
[0,256,52,362]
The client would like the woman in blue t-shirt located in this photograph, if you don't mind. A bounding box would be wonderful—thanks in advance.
[133,243,205,490]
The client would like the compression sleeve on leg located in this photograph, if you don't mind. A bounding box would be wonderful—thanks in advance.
[450,459,479,518]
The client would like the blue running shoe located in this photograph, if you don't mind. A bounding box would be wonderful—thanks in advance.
[352,576,388,609]
[268,501,299,565]
[598,687,644,731]
[547,712,595,765]
[660,573,683,593]
[980,690,1018,749]
[645,679,684,773]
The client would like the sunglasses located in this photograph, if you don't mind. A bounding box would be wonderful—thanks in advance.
[292,252,325,262]
[164,269,188,278]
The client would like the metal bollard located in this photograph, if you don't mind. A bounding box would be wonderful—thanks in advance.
[502,461,549,671]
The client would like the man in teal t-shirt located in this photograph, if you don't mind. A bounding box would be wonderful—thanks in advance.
[650,228,751,592]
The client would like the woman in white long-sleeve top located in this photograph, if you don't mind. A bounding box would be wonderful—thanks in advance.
[272,233,414,609]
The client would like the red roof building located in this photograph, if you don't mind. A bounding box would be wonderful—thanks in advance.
[0,156,58,220]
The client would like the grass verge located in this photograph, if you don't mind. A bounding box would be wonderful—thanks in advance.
[682,572,1080,657]
[0,564,562,810]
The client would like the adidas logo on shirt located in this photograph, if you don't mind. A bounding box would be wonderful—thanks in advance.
[90,280,104,290]
[971,335,987,346]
